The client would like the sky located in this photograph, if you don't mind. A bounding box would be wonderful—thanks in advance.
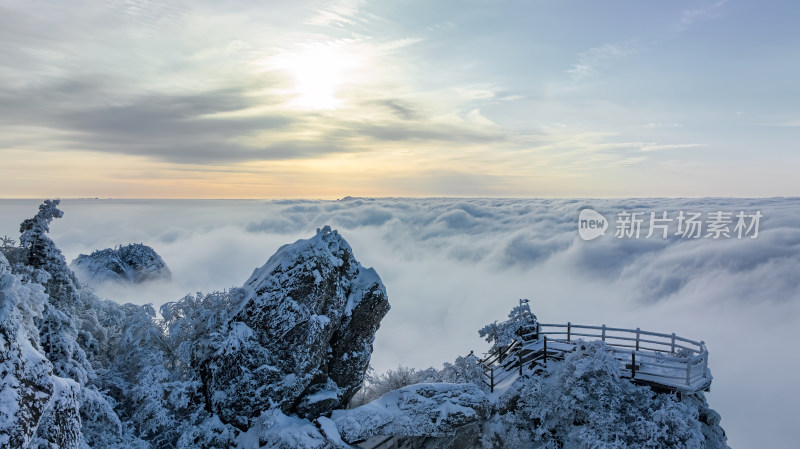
[2,197,799,447]
[1,0,798,198]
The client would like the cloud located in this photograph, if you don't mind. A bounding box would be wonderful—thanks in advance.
[0,1,434,165]
[768,119,800,127]
[236,197,800,307]
[0,72,509,164]
[370,99,422,120]
[645,122,683,128]
[304,0,367,26]
[0,80,337,163]
[640,143,706,152]
[567,42,641,81]
[343,120,505,144]
[0,2,506,168]
[680,0,730,27]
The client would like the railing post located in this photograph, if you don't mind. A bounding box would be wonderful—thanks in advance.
[490,367,494,393]
[601,324,606,341]
[686,359,691,385]
[671,333,676,354]
[635,327,640,351]
[543,336,548,366]
[567,322,571,342]
[631,353,636,379]
[701,341,708,378]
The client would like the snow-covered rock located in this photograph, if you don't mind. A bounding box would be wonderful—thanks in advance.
[71,243,171,285]
[251,410,350,449]
[29,376,83,449]
[331,383,492,443]
[332,383,491,443]
[479,340,730,449]
[207,226,390,427]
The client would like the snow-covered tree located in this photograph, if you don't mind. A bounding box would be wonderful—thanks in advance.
[0,254,55,448]
[37,303,93,385]
[1,235,15,248]
[437,352,484,386]
[95,303,188,446]
[19,199,79,306]
[161,289,244,383]
[478,299,538,352]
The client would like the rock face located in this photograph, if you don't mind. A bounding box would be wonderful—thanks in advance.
[71,243,171,284]
[206,226,390,427]
[331,383,492,443]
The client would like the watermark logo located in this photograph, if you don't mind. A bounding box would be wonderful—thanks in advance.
[578,209,763,240]
[578,208,608,240]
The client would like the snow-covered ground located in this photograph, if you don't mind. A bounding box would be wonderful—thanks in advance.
[1,197,798,448]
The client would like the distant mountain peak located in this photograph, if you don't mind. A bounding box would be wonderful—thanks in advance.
[71,243,171,285]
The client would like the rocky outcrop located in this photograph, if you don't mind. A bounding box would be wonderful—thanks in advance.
[29,377,82,449]
[206,226,390,427]
[71,243,171,285]
[331,383,492,443]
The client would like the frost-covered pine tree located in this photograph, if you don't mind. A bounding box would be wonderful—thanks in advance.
[15,201,94,387]
[19,199,79,306]
[4,201,135,448]
[478,298,538,352]
[0,251,54,448]
[161,289,244,384]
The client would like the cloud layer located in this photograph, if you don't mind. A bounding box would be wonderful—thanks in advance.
[1,197,797,447]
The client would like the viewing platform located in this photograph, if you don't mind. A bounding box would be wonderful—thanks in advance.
[480,322,712,394]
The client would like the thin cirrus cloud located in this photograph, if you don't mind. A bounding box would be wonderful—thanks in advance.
[566,41,642,82]
[680,0,730,28]
[640,143,707,152]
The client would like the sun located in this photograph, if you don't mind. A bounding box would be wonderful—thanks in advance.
[287,52,341,109]
[274,44,358,110]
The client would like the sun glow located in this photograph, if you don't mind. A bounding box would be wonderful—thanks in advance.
[273,44,359,110]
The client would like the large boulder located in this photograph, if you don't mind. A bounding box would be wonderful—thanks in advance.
[71,243,171,285]
[206,226,390,427]
[331,383,492,443]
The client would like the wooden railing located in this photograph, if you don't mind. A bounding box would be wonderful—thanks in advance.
[481,323,711,393]
[358,322,711,449]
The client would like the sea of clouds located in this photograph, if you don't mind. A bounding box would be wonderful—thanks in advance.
[1,197,798,448]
